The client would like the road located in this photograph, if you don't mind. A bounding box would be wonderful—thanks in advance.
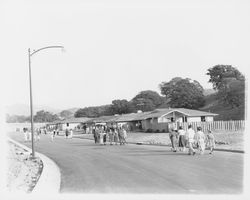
[8,132,243,194]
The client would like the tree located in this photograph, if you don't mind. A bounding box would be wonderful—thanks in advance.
[109,99,133,115]
[74,105,112,118]
[206,65,245,90]
[217,77,245,108]
[159,77,205,109]
[206,65,245,108]
[131,90,165,112]
[33,110,59,122]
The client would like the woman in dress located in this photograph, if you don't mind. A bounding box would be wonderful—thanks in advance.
[195,127,206,154]
[178,127,186,152]
[169,128,178,152]
[114,128,119,145]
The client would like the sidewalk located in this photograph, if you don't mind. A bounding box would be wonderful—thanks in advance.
[73,132,244,153]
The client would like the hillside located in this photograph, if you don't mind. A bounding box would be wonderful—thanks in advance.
[200,93,245,120]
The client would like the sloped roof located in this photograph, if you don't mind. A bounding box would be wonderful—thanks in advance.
[85,115,118,123]
[62,117,91,123]
[49,117,92,124]
[143,108,218,119]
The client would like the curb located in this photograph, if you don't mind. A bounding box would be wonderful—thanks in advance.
[7,137,61,193]
[73,135,244,153]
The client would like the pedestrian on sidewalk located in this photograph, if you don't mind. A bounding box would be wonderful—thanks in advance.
[206,130,215,154]
[186,125,196,155]
[178,126,186,152]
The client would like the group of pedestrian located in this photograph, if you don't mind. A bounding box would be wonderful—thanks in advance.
[92,125,128,145]
[169,125,215,155]
[23,127,42,142]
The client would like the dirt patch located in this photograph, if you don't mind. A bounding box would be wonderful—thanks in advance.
[6,142,43,193]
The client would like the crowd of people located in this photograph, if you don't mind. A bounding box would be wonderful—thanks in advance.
[21,124,215,155]
[92,125,128,145]
[169,125,216,155]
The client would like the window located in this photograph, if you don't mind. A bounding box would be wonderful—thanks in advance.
[201,116,206,122]
[182,116,187,122]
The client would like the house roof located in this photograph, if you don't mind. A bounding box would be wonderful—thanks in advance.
[62,117,91,123]
[49,117,92,124]
[143,108,218,119]
[85,115,118,123]
[48,108,218,125]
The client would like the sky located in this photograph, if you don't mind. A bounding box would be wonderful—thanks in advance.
[1,0,250,110]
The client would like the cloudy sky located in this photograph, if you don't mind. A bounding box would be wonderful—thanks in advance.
[2,0,249,110]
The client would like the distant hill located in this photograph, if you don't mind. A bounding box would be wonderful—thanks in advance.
[5,104,61,116]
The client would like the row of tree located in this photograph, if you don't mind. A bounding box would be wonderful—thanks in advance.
[6,65,245,122]
[6,110,60,123]
[75,65,245,118]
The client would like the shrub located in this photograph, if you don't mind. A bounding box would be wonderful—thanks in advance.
[146,128,153,133]
[155,129,160,133]
[161,129,166,133]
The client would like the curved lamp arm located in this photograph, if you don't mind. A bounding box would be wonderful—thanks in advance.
[30,45,64,57]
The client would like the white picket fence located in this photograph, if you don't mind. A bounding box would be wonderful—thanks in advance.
[177,120,245,132]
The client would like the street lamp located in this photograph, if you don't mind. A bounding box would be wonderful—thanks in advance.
[28,46,64,158]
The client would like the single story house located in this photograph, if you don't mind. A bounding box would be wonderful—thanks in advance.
[141,108,218,132]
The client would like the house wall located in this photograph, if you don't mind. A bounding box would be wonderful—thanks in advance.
[142,115,215,132]
[187,117,201,122]
[206,116,214,122]
[62,123,80,130]
[158,112,186,123]
[142,118,169,132]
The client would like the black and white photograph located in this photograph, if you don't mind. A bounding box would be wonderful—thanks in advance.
[1,0,249,199]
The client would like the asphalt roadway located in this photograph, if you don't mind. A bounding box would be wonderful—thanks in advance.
[8,132,243,194]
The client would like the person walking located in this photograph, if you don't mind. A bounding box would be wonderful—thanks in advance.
[69,129,73,139]
[186,125,196,155]
[206,130,216,154]
[92,126,97,143]
[169,128,178,152]
[195,127,206,154]
[178,126,186,152]
[99,128,104,145]
[23,128,28,142]
[109,128,114,145]
[120,127,127,145]
[65,128,69,139]
[114,128,119,145]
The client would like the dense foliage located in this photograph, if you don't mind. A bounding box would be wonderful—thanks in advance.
[159,77,205,109]
[74,105,112,118]
[206,65,245,108]
[131,90,165,112]
[33,110,59,122]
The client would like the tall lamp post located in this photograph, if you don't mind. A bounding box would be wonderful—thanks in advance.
[28,46,64,158]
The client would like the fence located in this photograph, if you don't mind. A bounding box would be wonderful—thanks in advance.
[177,120,245,132]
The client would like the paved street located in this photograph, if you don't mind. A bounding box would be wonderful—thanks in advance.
[8,132,243,194]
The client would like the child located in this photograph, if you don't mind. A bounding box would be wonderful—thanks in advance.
[206,130,216,154]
